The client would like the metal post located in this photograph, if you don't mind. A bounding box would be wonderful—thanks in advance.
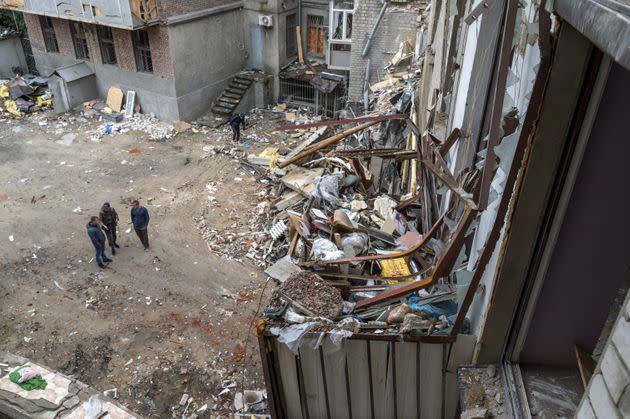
[363,58,371,113]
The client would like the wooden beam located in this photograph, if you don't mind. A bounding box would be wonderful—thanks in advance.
[275,113,407,131]
[477,0,519,210]
[432,206,477,279]
[278,121,380,168]
[296,26,304,64]
[439,128,461,157]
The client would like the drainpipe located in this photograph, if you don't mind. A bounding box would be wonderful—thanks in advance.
[361,0,388,57]
[363,58,371,112]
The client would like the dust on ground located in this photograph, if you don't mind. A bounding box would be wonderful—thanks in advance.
[0,109,284,417]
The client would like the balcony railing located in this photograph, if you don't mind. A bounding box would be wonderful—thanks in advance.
[0,0,159,29]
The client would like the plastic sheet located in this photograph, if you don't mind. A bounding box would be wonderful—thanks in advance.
[270,322,321,354]
[310,238,345,260]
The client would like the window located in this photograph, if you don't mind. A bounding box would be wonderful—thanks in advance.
[39,16,59,53]
[307,15,325,55]
[97,26,117,65]
[70,22,89,60]
[132,29,153,73]
[328,0,353,69]
[286,13,297,58]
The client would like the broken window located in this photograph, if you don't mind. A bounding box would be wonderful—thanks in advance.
[286,13,297,58]
[307,15,325,55]
[39,16,59,53]
[97,26,117,65]
[132,29,153,73]
[70,22,89,60]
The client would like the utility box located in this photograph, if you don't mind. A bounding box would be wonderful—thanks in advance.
[48,62,97,113]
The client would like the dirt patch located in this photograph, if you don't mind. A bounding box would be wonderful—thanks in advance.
[61,336,113,382]
[280,271,343,318]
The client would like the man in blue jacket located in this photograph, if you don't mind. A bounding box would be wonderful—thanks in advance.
[86,216,112,268]
[130,199,150,251]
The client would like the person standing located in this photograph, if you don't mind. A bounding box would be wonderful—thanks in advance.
[229,113,246,143]
[99,202,120,254]
[86,216,112,268]
[130,199,150,251]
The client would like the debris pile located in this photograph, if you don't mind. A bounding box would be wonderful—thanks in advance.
[252,46,484,344]
[0,75,52,118]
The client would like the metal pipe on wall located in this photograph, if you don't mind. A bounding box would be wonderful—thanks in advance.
[361,0,388,57]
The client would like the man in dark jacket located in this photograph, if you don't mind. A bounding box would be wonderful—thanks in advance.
[86,216,112,268]
[99,202,120,254]
[130,199,150,251]
[229,113,246,143]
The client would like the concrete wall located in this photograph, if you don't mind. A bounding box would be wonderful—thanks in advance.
[0,36,27,77]
[242,0,299,101]
[167,8,248,121]
[347,0,423,102]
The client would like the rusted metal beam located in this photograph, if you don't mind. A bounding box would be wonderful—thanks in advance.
[278,121,380,168]
[354,276,436,310]
[275,113,407,131]
[422,160,477,209]
[333,148,418,160]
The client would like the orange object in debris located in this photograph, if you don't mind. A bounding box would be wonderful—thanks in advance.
[128,148,142,155]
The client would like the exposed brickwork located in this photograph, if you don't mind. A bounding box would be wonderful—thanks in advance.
[22,13,45,52]
[156,0,230,18]
[84,24,102,64]
[576,292,630,418]
[347,0,426,101]
[147,26,173,79]
[112,28,135,71]
[51,18,74,57]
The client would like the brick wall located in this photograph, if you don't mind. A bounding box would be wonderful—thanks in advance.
[576,292,630,418]
[112,28,135,71]
[23,13,44,52]
[51,18,73,56]
[347,0,426,102]
[156,0,230,17]
[147,26,173,79]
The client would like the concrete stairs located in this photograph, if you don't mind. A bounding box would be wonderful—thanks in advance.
[199,73,254,127]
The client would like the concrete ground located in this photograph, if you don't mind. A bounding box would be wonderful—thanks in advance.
[0,111,279,417]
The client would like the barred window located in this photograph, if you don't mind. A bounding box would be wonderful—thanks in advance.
[307,15,325,55]
[285,14,297,58]
[70,22,89,60]
[132,29,153,73]
[97,26,117,65]
[39,16,59,53]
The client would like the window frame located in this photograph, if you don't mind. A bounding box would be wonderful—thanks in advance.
[39,16,59,53]
[329,0,353,43]
[132,29,153,73]
[69,22,90,60]
[97,26,117,66]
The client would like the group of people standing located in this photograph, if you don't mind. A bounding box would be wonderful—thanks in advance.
[86,200,150,268]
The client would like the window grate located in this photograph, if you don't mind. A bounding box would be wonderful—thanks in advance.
[285,13,297,58]
[70,22,89,60]
[39,16,58,53]
[307,15,325,55]
[97,26,117,65]
[132,29,153,73]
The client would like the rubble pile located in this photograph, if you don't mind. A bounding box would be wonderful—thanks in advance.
[250,41,484,345]
[0,75,52,118]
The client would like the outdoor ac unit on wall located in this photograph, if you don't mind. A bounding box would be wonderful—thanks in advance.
[258,15,273,27]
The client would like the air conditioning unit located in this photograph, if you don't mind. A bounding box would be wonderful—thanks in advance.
[258,15,273,27]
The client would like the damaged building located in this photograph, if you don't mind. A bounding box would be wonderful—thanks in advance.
[251,0,630,418]
[0,0,429,121]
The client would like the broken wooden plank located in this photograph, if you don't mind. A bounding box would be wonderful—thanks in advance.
[274,191,304,211]
[296,26,304,64]
[275,113,406,131]
[432,205,477,279]
[279,121,381,168]
[575,345,596,389]
[281,167,324,195]
[439,128,461,157]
